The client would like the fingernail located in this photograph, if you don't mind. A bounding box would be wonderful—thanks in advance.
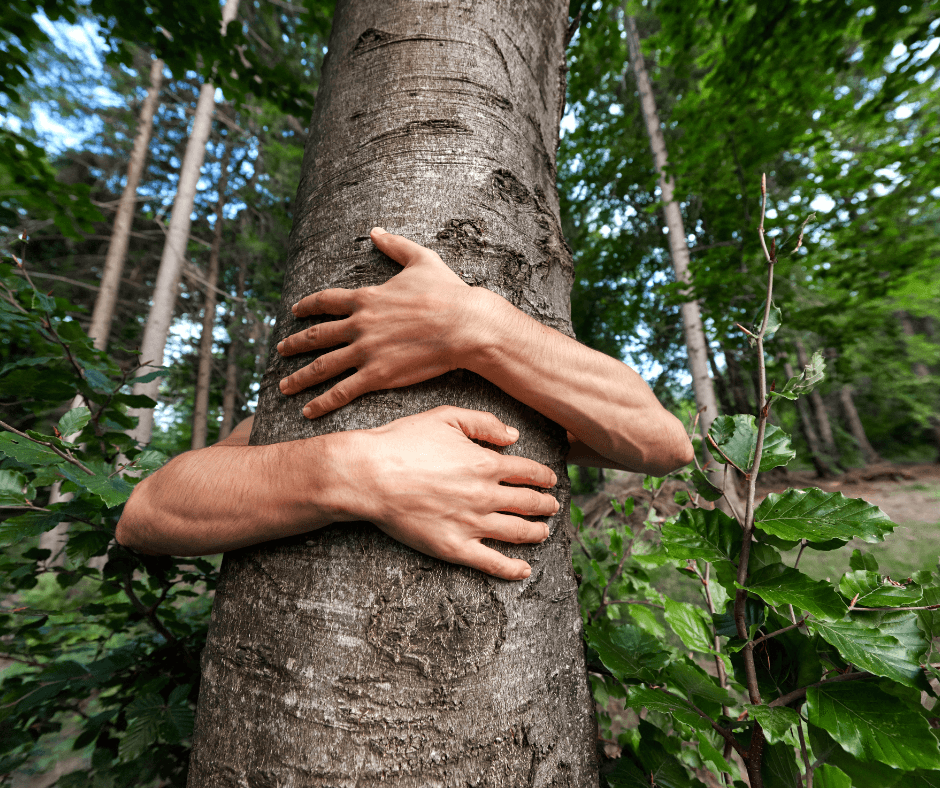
[279,379,288,394]
[506,426,519,440]
[303,406,313,418]
[521,566,531,578]
[291,302,299,315]
[552,499,560,514]
[277,341,284,353]
[371,226,387,235]
[542,526,550,542]
[550,472,558,486]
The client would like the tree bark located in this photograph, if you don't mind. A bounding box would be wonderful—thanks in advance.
[795,338,839,460]
[191,143,233,450]
[218,255,248,441]
[783,359,833,478]
[838,385,881,465]
[624,14,744,513]
[129,0,240,445]
[188,1,597,784]
[89,56,164,351]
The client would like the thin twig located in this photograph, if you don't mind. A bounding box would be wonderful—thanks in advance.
[798,720,813,788]
[750,616,809,647]
[769,671,874,708]
[0,419,95,476]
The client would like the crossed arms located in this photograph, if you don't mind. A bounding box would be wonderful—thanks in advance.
[116,228,693,580]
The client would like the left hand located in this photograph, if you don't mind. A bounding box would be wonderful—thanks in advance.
[277,227,498,419]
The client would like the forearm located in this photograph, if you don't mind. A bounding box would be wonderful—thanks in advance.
[467,289,693,475]
[116,434,355,556]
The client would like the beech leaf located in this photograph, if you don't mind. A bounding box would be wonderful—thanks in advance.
[627,687,710,731]
[746,704,799,742]
[743,564,846,620]
[708,414,795,472]
[664,598,715,654]
[754,488,895,544]
[587,624,669,683]
[809,617,924,686]
[57,407,91,439]
[661,507,742,564]
[807,682,940,771]
[838,570,922,607]
[690,469,723,501]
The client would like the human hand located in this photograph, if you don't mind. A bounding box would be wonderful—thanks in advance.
[277,227,504,419]
[341,406,558,581]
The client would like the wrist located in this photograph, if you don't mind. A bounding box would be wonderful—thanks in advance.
[309,429,380,525]
[460,286,517,376]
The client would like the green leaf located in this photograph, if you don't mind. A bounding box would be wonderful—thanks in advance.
[807,682,940,771]
[690,469,723,501]
[628,687,710,731]
[746,704,799,742]
[666,661,734,706]
[809,618,925,687]
[0,469,31,505]
[587,624,670,683]
[57,465,132,508]
[771,350,825,401]
[809,724,905,788]
[709,414,796,472]
[814,765,853,788]
[838,570,923,607]
[0,432,62,466]
[714,597,766,639]
[850,549,879,572]
[743,564,846,620]
[130,367,168,386]
[57,407,91,438]
[754,488,896,544]
[661,507,742,563]
[664,598,715,653]
[132,449,168,472]
[751,300,782,341]
[696,731,734,775]
[762,740,801,788]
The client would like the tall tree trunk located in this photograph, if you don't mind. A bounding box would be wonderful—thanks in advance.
[188,1,597,783]
[624,14,744,512]
[89,56,164,350]
[191,144,233,450]
[707,344,734,415]
[795,338,839,459]
[838,385,882,465]
[897,311,940,461]
[129,0,240,445]
[218,255,248,441]
[39,57,165,559]
[722,342,754,416]
[783,358,833,478]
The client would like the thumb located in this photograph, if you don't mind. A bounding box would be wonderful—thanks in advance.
[370,227,436,269]
[438,406,519,446]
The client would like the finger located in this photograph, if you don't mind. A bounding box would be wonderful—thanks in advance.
[481,513,550,544]
[277,319,351,357]
[493,486,559,517]
[302,370,369,419]
[292,288,357,318]
[370,227,440,269]
[279,347,358,396]
[435,406,519,447]
[458,541,532,581]
[495,455,558,488]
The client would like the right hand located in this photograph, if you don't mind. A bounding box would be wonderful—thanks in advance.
[344,406,559,581]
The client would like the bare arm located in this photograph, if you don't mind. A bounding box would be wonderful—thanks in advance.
[278,228,693,475]
[116,407,558,580]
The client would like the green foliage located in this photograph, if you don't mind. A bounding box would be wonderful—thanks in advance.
[0,258,214,785]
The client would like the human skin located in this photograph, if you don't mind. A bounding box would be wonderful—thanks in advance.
[116,228,693,580]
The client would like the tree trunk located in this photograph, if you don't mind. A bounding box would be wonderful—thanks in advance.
[707,344,734,415]
[795,338,839,461]
[783,359,833,478]
[838,385,881,465]
[191,143,233,450]
[89,56,164,350]
[129,0,240,445]
[218,255,248,441]
[721,342,754,416]
[188,1,597,784]
[897,311,940,461]
[624,14,744,513]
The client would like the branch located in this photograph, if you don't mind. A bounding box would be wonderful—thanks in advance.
[750,616,809,647]
[768,671,875,708]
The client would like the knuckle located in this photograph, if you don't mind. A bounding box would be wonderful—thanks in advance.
[306,325,319,343]
[311,355,326,378]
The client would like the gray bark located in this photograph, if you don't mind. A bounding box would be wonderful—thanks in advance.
[795,338,838,458]
[188,1,597,785]
[191,143,233,450]
[624,14,744,514]
[129,0,240,445]
[88,56,164,351]
[838,385,881,465]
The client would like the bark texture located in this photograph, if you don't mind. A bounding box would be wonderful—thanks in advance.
[191,143,233,450]
[624,14,744,514]
[188,1,597,785]
[218,254,248,441]
[129,0,239,444]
